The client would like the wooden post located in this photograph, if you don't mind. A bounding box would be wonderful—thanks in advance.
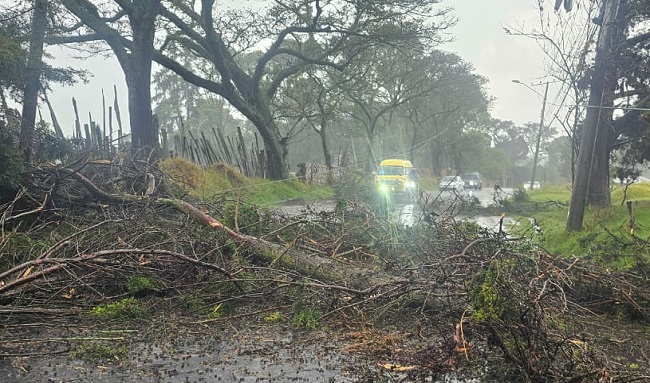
[626,200,635,236]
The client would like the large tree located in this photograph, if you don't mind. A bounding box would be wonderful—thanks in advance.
[340,44,419,165]
[54,0,161,159]
[567,0,650,230]
[400,52,489,175]
[151,0,452,179]
[50,0,451,178]
[18,0,48,163]
[1,1,86,160]
[0,12,28,110]
[512,0,650,230]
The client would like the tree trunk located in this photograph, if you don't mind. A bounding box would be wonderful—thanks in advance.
[19,0,48,164]
[318,128,332,171]
[586,2,626,208]
[57,0,161,160]
[365,133,379,169]
[250,115,288,180]
[588,102,615,207]
[566,0,619,231]
[126,0,160,160]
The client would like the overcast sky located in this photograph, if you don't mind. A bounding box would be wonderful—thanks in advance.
[46,0,556,136]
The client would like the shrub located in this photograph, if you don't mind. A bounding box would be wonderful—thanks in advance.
[160,157,205,193]
[126,276,152,294]
[90,298,146,321]
[292,302,321,330]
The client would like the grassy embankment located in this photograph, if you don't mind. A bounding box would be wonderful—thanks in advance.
[512,182,650,270]
[160,157,333,207]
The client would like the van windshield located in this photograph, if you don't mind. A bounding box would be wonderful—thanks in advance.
[377,166,405,176]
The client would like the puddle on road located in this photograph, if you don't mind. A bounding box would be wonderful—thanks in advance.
[277,199,524,234]
[468,215,519,233]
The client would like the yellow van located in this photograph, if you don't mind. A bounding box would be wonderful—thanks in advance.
[374,159,418,194]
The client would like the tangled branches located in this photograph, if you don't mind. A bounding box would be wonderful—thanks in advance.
[1,160,649,382]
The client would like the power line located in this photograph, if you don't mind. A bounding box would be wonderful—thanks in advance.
[547,103,650,112]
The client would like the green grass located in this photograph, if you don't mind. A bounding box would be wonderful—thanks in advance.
[514,183,650,270]
[243,177,333,207]
[125,276,152,294]
[611,182,650,203]
[197,166,333,207]
[525,183,572,204]
[292,302,321,330]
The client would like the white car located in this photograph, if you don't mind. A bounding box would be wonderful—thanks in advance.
[523,181,541,190]
[439,176,464,191]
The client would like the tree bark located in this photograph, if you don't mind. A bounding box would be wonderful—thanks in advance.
[588,99,615,207]
[19,0,48,164]
[586,2,627,208]
[126,0,160,158]
[244,111,288,180]
[566,0,619,231]
[318,128,332,171]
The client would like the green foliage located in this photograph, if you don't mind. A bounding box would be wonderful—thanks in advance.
[178,294,207,314]
[0,233,49,268]
[208,302,225,319]
[125,276,152,294]
[526,183,572,204]
[468,262,506,322]
[245,176,333,207]
[292,302,321,330]
[200,162,332,207]
[177,294,234,318]
[71,343,127,363]
[512,188,530,203]
[222,202,262,234]
[264,311,283,323]
[0,24,27,92]
[479,147,511,182]
[90,298,146,321]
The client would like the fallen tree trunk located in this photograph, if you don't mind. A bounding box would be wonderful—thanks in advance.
[161,196,409,292]
[1,167,411,297]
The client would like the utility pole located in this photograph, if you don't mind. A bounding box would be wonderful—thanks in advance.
[512,80,550,189]
[566,0,619,231]
[530,82,549,190]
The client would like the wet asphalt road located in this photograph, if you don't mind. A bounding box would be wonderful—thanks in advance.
[279,187,516,231]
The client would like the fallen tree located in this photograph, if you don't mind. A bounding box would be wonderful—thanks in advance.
[1,160,649,382]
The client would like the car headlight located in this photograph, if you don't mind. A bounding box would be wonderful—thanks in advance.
[378,184,389,193]
[406,181,416,188]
